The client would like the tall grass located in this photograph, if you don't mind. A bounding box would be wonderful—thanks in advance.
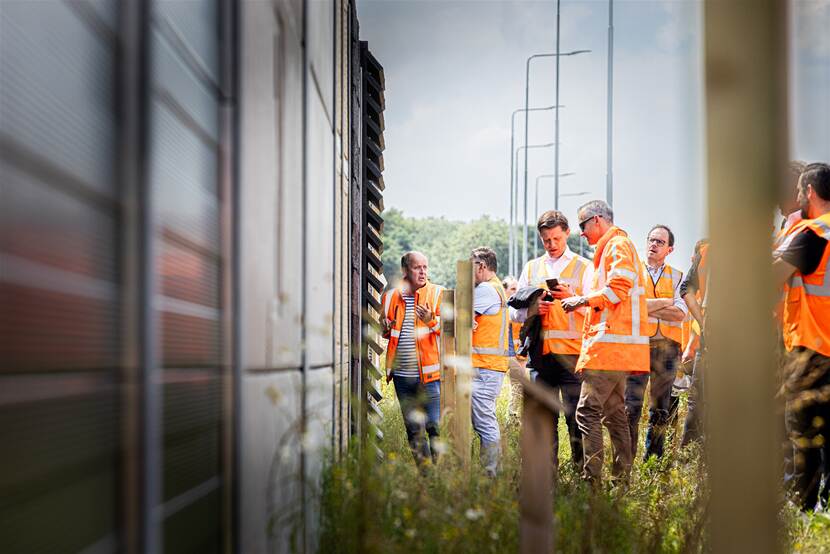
[319,380,830,553]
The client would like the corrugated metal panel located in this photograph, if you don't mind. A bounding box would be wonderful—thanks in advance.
[0,2,120,551]
[148,1,224,550]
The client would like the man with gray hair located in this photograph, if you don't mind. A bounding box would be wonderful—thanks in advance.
[562,199,649,486]
[381,251,445,466]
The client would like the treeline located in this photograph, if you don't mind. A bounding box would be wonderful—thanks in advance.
[381,208,592,288]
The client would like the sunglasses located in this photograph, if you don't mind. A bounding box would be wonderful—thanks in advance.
[578,215,596,232]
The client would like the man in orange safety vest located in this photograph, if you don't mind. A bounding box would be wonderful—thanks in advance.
[562,199,649,486]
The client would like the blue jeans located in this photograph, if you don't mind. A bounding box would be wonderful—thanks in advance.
[471,368,505,445]
[392,375,441,464]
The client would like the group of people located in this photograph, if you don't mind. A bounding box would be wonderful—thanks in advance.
[380,161,830,512]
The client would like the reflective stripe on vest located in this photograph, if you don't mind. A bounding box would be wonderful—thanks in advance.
[783,213,830,357]
[788,218,830,296]
[644,263,684,343]
[524,254,590,356]
[471,277,510,369]
[383,282,444,383]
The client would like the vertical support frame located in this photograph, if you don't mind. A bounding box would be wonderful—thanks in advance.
[118,0,150,552]
[454,260,474,469]
[704,0,787,550]
[218,0,240,551]
[439,290,456,421]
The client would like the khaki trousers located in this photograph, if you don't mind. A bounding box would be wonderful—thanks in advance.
[576,370,633,484]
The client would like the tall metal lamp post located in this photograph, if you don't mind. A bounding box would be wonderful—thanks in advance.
[523,49,590,265]
[515,142,557,268]
[508,105,561,276]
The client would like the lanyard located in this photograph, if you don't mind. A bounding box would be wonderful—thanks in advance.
[649,265,667,297]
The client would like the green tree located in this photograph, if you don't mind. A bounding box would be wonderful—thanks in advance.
[381,209,592,289]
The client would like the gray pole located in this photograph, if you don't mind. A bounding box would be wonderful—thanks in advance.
[522,50,587,267]
[509,105,559,275]
[534,175,541,257]
[554,0,561,219]
[523,58,532,270]
[606,0,614,207]
[509,111,516,276]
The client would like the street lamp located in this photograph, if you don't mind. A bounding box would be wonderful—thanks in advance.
[533,172,575,257]
[606,0,615,207]
[508,104,562,276]
[516,142,557,268]
[523,49,590,267]
[553,3,591,210]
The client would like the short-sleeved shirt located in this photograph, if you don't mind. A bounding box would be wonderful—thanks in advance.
[474,281,502,316]
[781,229,828,276]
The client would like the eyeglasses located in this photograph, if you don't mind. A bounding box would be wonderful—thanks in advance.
[647,237,667,247]
[578,215,595,232]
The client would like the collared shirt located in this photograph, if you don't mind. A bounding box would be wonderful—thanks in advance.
[510,246,595,323]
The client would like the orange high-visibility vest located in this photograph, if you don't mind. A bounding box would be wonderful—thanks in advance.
[472,276,510,371]
[382,281,444,383]
[774,219,810,327]
[523,254,591,356]
[576,227,649,373]
[782,212,830,358]
[643,262,684,345]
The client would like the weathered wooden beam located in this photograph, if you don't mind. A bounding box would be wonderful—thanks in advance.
[454,260,474,469]
[509,359,565,415]
[704,0,786,551]
[512,358,557,554]
[440,289,456,424]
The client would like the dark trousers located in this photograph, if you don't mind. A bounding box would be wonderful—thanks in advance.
[783,347,830,511]
[576,370,632,483]
[532,353,584,471]
[392,375,441,465]
[625,339,679,459]
[681,350,706,447]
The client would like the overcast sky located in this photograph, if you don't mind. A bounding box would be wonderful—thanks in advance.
[357,0,830,267]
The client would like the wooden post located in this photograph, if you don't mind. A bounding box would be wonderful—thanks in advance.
[510,359,564,553]
[704,0,785,551]
[454,260,474,469]
[440,290,456,423]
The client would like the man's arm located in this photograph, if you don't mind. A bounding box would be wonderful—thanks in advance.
[683,291,705,330]
[650,273,689,322]
[647,298,672,315]
[564,240,636,312]
[651,305,686,322]
[772,258,798,288]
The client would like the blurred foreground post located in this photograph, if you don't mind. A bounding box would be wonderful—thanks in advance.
[511,359,565,553]
[454,261,474,469]
[704,0,786,550]
[440,290,456,421]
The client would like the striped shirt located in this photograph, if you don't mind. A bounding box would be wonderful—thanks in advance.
[392,293,420,378]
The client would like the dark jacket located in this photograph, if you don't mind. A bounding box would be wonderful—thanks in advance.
[507,286,547,364]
